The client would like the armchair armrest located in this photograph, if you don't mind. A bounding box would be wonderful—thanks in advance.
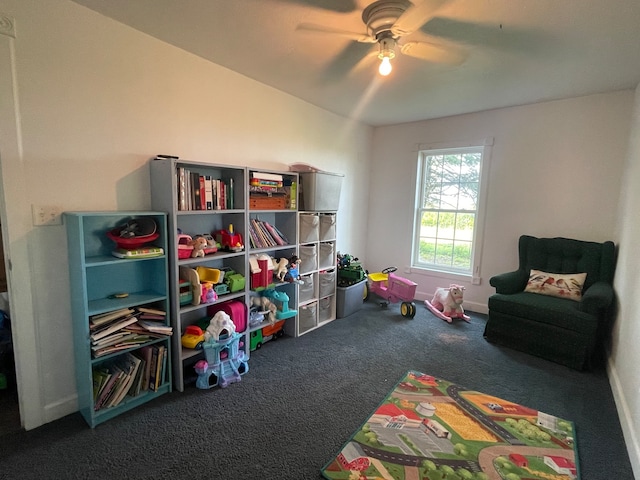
[579,281,614,315]
[490,270,529,295]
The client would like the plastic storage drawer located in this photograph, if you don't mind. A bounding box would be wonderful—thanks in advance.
[319,213,336,241]
[298,302,317,334]
[299,273,316,303]
[299,244,317,274]
[319,242,335,269]
[319,269,336,298]
[299,214,319,243]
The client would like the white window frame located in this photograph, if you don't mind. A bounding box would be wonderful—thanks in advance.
[410,139,492,283]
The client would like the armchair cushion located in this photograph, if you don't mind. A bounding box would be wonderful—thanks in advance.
[484,235,616,370]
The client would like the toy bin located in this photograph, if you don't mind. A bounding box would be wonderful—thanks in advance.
[299,273,316,303]
[299,213,319,243]
[299,244,317,275]
[337,280,366,318]
[318,296,334,323]
[319,269,336,298]
[299,171,343,211]
[298,302,317,334]
[319,213,336,241]
[319,242,335,270]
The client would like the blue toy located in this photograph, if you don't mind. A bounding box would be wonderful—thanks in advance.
[261,289,297,320]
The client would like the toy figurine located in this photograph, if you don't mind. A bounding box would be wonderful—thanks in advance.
[272,257,289,282]
[284,255,303,284]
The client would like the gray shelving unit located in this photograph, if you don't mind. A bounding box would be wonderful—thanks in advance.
[150,158,249,392]
[65,211,172,428]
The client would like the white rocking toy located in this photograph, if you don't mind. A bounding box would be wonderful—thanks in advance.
[425,284,471,323]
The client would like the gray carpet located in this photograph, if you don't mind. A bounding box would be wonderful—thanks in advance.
[0,302,634,480]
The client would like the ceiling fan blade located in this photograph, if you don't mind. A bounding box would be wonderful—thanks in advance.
[400,40,468,65]
[297,23,376,43]
[391,0,447,37]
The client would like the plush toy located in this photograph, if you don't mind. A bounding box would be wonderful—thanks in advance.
[425,284,471,323]
[189,236,208,258]
[272,257,289,282]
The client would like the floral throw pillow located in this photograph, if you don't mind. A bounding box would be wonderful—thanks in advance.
[524,269,587,301]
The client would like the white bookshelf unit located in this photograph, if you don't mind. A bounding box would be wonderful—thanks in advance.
[293,211,337,336]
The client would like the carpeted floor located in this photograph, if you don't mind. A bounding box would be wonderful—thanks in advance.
[0,302,634,479]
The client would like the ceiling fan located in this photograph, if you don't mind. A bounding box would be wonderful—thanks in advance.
[298,0,467,76]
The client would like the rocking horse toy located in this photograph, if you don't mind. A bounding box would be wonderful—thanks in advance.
[425,284,471,323]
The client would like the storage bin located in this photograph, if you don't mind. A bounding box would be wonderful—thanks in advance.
[319,269,336,298]
[300,172,344,211]
[319,242,335,269]
[299,273,316,303]
[336,280,366,318]
[299,244,317,274]
[319,214,336,241]
[298,302,317,334]
[318,297,334,323]
[299,213,319,243]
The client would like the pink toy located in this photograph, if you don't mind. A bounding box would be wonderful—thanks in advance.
[425,284,471,323]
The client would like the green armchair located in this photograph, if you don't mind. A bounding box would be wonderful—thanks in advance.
[484,235,616,370]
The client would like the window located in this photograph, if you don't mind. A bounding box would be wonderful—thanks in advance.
[412,146,487,276]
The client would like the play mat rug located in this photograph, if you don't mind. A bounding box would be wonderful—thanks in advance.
[321,371,579,480]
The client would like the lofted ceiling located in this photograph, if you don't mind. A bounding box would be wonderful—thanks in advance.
[72,0,640,127]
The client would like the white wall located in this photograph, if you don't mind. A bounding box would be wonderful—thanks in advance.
[610,83,640,477]
[0,0,372,429]
[368,92,633,313]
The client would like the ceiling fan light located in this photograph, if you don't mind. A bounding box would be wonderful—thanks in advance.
[379,56,393,76]
[377,35,396,76]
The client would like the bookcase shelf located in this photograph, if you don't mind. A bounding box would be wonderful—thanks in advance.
[151,158,252,392]
[150,159,341,388]
[65,211,173,428]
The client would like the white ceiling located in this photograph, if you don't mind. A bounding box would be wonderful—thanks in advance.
[72,0,640,127]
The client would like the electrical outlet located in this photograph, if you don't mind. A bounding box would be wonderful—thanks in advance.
[32,204,63,226]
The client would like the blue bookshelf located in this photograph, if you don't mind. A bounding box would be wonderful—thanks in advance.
[65,211,172,428]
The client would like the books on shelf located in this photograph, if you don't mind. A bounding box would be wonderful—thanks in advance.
[92,352,146,411]
[89,306,172,358]
[176,167,235,211]
[148,344,167,392]
[248,218,290,249]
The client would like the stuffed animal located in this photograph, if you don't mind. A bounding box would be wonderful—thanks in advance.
[425,284,471,323]
[189,236,208,258]
[272,257,289,282]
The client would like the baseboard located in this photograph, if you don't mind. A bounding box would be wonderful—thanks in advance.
[44,393,78,426]
[607,355,640,478]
